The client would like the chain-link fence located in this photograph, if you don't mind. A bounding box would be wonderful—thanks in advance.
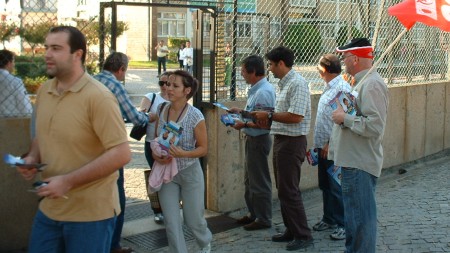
[1,0,449,116]
[214,0,450,101]
[0,0,114,119]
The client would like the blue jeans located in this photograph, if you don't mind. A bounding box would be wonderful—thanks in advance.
[317,150,344,227]
[111,168,126,250]
[29,209,116,253]
[342,167,378,253]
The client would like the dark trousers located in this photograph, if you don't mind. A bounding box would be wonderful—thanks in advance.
[111,168,125,250]
[244,134,272,224]
[157,56,167,75]
[273,135,312,240]
[178,60,184,69]
[318,150,344,227]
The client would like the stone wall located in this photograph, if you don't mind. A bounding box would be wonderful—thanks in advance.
[204,81,450,212]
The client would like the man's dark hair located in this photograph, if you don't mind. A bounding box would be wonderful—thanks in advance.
[265,46,295,68]
[49,26,87,64]
[0,49,14,68]
[172,70,198,99]
[103,52,128,72]
[241,55,265,76]
[319,54,341,74]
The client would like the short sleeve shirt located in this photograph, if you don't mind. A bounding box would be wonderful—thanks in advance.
[270,69,311,136]
[35,73,128,222]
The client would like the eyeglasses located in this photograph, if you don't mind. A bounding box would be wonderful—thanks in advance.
[339,54,356,61]
[158,81,168,86]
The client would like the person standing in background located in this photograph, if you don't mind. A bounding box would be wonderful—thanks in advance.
[329,38,389,253]
[17,25,131,253]
[94,51,149,253]
[0,49,32,118]
[140,71,170,224]
[155,40,169,77]
[312,54,350,241]
[252,46,313,251]
[183,41,194,74]
[229,55,275,231]
[177,43,185,70]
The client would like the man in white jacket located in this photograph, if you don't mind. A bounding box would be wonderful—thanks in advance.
[183,41,194,74]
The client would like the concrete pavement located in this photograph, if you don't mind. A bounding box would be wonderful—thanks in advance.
[122,138,450,252]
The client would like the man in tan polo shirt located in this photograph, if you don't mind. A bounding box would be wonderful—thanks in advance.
[17,26,131,253]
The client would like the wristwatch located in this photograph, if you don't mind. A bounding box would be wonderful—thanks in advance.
[244,121,248,128]
[268,112,273,121]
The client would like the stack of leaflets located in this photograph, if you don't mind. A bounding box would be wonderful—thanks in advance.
[158,121,183,150]
[329,91,356,115]
[306,148,319,166]
[213,102,273,126]
[327,165,342,186]
[220,113,241,126]
[3,153,46,171]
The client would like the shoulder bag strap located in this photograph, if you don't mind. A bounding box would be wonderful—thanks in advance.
[147,93,156,113]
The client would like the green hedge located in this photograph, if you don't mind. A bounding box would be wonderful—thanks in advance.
[336,26,365,47]
[286,23,323,63]
[15,56,46,79]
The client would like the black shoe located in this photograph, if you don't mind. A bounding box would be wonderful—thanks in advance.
[286,238,314,251]
[236,216,255,225]
[271,232,294,242]
[243,221,271,231]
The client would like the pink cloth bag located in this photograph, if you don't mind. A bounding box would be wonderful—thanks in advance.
[148,139,178,193]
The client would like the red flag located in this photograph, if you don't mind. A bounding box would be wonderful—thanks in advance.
[388,0,450,31]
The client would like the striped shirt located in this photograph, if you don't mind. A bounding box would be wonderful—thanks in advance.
[270,69,311,136]
[313,75,351,148]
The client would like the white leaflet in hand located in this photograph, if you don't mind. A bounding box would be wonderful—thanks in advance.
[3,154,24,166]
[3,153,47,169]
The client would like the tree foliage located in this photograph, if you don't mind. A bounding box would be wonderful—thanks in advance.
[77,20,128,46]
[286,23,323,63]
[0,21,18,48]
[20,21,55,56]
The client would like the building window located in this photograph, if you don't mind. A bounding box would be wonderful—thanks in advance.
[22,0,57,12]
[158,12,186,37]
[270,19,281,38]
[237,22,251,38]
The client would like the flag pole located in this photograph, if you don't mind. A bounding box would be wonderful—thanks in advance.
[371,0,386,46]
[355,27,409,91]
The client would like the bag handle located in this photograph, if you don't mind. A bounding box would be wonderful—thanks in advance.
[146,93,156,113]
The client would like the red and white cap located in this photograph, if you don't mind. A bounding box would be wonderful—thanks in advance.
[336,38,374,59]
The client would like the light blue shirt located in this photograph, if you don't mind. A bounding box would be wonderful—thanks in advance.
[243,77,276,136]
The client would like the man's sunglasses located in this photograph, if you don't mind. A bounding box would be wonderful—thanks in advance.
[159,81,168,86]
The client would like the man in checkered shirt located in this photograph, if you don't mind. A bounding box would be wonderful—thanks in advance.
[312,54,351,241]
[252,46,313,251]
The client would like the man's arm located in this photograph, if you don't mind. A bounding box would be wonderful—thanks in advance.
[252,111,303,128]
[110,79,149,125]
[37,142,131,199]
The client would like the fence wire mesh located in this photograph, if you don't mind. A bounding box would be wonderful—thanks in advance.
[214,0,450,101]
[1,0,449,116]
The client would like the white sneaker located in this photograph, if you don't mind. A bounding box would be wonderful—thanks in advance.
[198,243,211,253]
[330,227,346,240]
